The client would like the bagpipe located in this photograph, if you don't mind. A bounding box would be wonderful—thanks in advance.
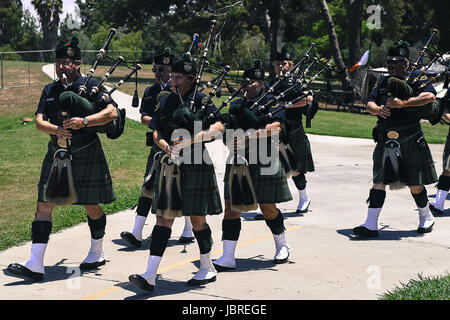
[45,72,79,205]
[393,29,450,125]
[60,28,142,140]
[262,60,331,121]
[172,19,237,132]
[249,43,316,111]
[189,20,217,112]
[262,60,331,178]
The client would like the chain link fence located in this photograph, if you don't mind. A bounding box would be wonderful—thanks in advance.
[0,49,156,90]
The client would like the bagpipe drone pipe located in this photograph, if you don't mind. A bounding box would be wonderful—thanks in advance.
[59,28,142,140]
[171,19,236,133]
[248,43,316,111]
[255,59,331,178]
[392,29,450,125]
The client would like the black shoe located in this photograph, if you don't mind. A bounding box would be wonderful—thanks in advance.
[6,263,44,281]
[352,226,379,238]
[120,231,142,247]
[429,204,444,216]
[128,274,154,292]
[79,259,106,271]
[178,236,195,244]
[254,214,264,221]
[186,276,216,286]
[417,221,435,234]
[296,202,310,214]
[274,254,290,265]
[212,263,236,272]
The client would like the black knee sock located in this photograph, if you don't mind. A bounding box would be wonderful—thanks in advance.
[87,214,106,240]
[222,219,241,241]
[31,220,52,244]
[368,189,386,208]
[150,225,172,257]
[292,174,306,190]
[412,188,428,208]
[265,210,286,235]
[136,196,153,217]
[437,175,450,191]
[193,224,213,254]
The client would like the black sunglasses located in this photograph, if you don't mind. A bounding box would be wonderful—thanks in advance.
[386,57,405,64]
[152,66,170,73]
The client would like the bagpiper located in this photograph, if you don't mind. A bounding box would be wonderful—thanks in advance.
[120,48,194,248]
[6,36,118,281]
[128,53,224,292]
[353,41,438,238]
[213,59,293,272]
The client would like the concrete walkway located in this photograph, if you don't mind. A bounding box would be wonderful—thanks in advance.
[0,66,448,300]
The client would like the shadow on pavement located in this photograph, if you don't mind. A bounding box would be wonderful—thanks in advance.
[336,228,426,241]
[3,259,75,285]
[241,212,303,221]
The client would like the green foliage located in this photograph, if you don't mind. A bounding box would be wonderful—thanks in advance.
[141,19,188,58]
[89,25,145,62]
[15,9,42,51]
[231,29,270,70]
[0,0,23,47]
[111,30,145,63]
[0,45,22,60]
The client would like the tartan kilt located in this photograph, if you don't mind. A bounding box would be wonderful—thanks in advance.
[38,137,116,205]
[223,159,292,204]
[150,153,223,216]
[372,129,437,186]
[285,120,315,173]
[143,145,162,178]
[442,127,450,170]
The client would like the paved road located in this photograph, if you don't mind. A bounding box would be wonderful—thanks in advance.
[0,66,448,300]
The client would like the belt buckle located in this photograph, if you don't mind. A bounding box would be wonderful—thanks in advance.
[387,130,399,139]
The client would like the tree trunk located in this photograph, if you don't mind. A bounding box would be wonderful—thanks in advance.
[317,0,351,91]
[347,0,364,100]
[41,11,59,51]
[33,1,61,61]
[263,0,281,78]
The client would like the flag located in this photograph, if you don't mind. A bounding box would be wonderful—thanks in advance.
[349,50,370,72]
[193,34,202,48]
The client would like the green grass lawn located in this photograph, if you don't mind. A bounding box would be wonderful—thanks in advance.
[380,273,450,300]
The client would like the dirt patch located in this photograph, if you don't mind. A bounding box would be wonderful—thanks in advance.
[0,86,43,114]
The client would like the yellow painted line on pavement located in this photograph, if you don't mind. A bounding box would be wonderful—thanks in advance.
[81,225,302,300]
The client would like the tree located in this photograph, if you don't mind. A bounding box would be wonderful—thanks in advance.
[345,0,364,98]
[316,0,350,90]
[16,9,42,51]
[32,0,62,53]
[0,0,23,47]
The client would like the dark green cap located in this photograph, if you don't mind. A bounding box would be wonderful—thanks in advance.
[171,52,197,75]
[56,36,81,60]
[388,40,410,59]
[154,47,175,66]
[275,46,292,61]
[243,59,264,81]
